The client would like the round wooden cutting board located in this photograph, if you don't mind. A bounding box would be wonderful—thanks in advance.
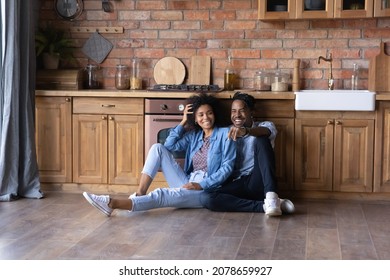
[153,57,186,85]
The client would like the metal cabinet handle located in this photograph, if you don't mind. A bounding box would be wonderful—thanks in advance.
[327,120,334,125]
[101,104,115,108]
[65,98,71,102]
[336,120,342,125]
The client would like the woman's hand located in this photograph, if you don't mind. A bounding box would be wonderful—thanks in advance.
[180,104,193,126]
[228,126,246,141]
[182,182,203,190]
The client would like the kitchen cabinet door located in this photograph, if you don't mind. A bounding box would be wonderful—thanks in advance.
[108,114,144,185]
[296,0,334,19]
[35,96,72,183]
[333,119,374,192]
[73,114,108,184]
[374,0,390,17]
[258,0,296,20]
[334,0,373,18]
[374,101,390,192]
[294,118,334,191]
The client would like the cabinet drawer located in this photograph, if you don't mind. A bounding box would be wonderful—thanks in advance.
[73,97,144,114]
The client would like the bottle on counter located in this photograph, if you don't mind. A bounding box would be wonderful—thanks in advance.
[115,64,130,90]
[130,58,142,90]
[351,63,359,90]
[83,64,103,89]
[224,56,237,91]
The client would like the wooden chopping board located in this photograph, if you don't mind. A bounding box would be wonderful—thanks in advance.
[153,57,186,85]
[189,56,211,85]
[369,42,390,92]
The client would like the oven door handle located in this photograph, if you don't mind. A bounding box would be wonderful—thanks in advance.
[153,118,182,122]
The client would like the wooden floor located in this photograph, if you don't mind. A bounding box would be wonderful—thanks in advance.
[1,192,390,260]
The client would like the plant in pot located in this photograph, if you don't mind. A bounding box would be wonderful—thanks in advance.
[35,26,74,69]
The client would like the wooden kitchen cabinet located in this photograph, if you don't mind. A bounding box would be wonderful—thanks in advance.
[374,101,390,192]
[258,0,296,20]
[72,97,144,185]
[374,0,390,17]
[35,96,72,183]
[259,0,375,20]
[295,112,374,193]
[334,0,373,18]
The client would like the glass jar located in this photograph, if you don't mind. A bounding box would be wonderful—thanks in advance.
[83,64,102,89]
[254,69,270,91]
[130,58,142,90]
[115,64,130,90]
[271,70,289,92]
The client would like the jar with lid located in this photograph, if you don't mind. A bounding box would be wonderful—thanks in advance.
[254,69,270,91]
[83,64,103,89]
[115,64,130,90]
[130,58,142,90]
[271,70,289,92]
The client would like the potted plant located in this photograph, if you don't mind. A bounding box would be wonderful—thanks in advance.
[35,25,74,69]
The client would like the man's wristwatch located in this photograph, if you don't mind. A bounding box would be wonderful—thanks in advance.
[242,127,249,136]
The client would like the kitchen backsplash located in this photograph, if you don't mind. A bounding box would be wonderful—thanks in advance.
[38,0,390,90]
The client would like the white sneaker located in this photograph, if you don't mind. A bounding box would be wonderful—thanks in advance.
[263,192,282,216]
[83,192,113,217]
[281,199,295,214]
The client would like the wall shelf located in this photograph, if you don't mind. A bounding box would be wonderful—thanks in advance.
[69,27,124,34]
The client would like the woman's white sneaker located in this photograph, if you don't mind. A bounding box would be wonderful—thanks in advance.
[83,192,113,217]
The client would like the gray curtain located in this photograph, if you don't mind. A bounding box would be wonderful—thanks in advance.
[0,0,43,201]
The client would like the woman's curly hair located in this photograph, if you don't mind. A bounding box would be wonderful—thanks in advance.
[185,93,222,130]
[232,91,256,111]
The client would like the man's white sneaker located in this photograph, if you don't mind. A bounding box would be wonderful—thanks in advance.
[263,192,282,216]
[83,192,113,217]
[280,199,295,214]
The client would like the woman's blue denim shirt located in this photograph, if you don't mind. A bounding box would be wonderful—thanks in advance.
[164,125,236,191]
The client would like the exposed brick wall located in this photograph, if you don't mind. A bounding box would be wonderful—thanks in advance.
[38,0,390,90]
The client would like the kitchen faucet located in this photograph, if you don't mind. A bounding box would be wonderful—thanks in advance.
[318,53,334,90]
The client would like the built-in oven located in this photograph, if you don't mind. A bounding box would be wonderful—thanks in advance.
[144,98,187,167]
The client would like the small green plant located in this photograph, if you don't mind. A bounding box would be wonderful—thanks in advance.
[35,25,74,60]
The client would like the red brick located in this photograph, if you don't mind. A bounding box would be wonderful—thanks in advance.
[152,11,183,20]
[172,21,201,30]
[210,10,236,20]
[184,11,210,20]
[137,1,166,10]
[225,21,256,30]
[167,1,198,10]
[262,50,292,59]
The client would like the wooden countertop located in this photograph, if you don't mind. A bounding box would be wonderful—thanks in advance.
[35,89,295,100]
[35,89,390,101]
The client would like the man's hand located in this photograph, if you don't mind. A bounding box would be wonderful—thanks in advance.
[228,126,247,141]
[182,182,203,190]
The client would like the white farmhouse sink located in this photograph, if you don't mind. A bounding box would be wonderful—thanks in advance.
[295,90,376,111]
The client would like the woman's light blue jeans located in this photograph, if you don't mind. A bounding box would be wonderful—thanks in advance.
[131,144,208,211]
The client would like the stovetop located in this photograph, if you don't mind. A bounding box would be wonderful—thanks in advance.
[151,84,222,92]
